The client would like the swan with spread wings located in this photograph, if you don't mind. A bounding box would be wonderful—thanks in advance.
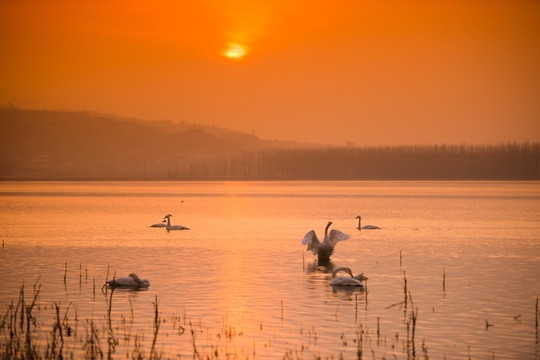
[302,221,350,261]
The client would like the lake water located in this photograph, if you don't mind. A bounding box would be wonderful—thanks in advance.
[0,181,539,359]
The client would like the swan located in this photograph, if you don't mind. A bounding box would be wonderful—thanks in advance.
[329,267,368,287]
[356,216,380,230]
[302,221,350,261]
[106,273,150,288]
[163,214,189,231]
[150,220,167,228]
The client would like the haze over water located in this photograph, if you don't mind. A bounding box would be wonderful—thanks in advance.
[1,181,539,359]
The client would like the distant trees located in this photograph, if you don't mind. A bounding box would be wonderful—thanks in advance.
[164,143,540,180]
[1,108,538,180]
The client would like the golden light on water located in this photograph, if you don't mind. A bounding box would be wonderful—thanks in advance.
[224,44,246,59]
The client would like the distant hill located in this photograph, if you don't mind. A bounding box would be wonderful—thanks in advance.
[0,107,318,179]
[1,107,538,180]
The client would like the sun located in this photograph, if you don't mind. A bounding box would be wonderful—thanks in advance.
[224,44,246,59]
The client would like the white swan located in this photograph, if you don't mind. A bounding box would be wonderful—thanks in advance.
[329,267,368,287]
[150,220,167,228]
[163,214,189,231]
[302,221,350,261]
[356,216,380,230]
[106,273,150,288]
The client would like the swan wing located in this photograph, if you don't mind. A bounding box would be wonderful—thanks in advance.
[354,273,368,282]
[302,230,320,254]
[328,229,350,246]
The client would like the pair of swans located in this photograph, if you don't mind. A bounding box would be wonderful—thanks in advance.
[302,221,369,287]
[150,214,189,231]
[302,217,379,261]
[106,273,150,288]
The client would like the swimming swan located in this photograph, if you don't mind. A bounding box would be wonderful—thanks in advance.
[106,273,150,288]
[150,220,167,228]
[329,267,368,287]
[163,214,189,231]
[356,216,380,230]
[302,221,350,261]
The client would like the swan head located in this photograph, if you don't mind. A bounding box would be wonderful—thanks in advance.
[355,216,361,219]
[163,214,172,219]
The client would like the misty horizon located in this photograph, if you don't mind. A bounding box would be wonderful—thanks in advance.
[1,107,538,181]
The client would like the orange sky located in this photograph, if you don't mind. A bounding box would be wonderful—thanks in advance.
[1,0,539,146]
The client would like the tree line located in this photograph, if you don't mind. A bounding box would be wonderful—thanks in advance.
[165,143,539,180]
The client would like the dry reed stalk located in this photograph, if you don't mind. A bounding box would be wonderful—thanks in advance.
[356,323,363,360]
[355,294,358,322]
[105,264,110,285]
[403,271,408,311]
[364,280,369,310]
[150,295,161,360]
[443,267,446,293]
[377,316,380,345]
[534,297,540,344]
[189,321,199,357]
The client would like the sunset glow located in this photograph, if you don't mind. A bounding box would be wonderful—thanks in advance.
[0,0,538,146]
[0,2,539,359]
[224,44,247,59]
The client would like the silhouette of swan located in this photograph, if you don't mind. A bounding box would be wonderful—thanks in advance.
[302,221,350,261]
[329,267,368,286]
[106,273,150,288]
[150,220,167,228]
[356,216,380,230]
[163,214,189,231]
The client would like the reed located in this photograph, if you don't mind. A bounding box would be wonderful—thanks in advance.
[355,294,358,322]
[364,280,369,310]
[0,258,518,360]
[189,321,199,357]
[534,297,540,344]
[356,323,363,360]
[403,271,408,309]
[149,296,161,360]
[442,267,446,293]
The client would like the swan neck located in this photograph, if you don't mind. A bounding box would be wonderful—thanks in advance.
[358,217,361,229]
[325,222,332,236]
[332,267,352,278]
